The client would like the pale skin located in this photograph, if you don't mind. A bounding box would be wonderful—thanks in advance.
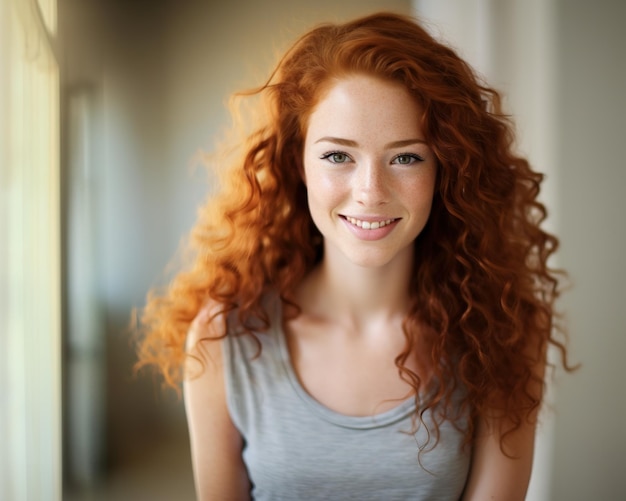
[184,74,540,500]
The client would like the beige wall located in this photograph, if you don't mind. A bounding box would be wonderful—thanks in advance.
[551,1,626,499]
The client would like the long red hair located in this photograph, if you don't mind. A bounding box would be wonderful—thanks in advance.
[136,12,571,449]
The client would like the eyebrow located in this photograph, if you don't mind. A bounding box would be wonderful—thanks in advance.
[314,136,427,149]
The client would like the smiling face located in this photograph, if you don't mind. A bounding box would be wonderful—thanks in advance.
[302,74,437,269]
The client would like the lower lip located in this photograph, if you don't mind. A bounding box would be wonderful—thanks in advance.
[340,216,400,241]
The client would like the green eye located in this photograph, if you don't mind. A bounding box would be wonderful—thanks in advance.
[397,155,412,164]
[321,152,351,163]
[392,154,423,165]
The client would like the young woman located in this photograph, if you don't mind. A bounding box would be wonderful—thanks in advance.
[136,12,571,500]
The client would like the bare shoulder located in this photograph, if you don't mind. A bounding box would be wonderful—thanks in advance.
[183,303,250,501]
[185,302,227,376]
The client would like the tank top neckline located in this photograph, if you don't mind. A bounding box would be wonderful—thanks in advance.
[272,298,418,430]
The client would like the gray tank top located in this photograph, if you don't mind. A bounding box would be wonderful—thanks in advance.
[222,301,471,500]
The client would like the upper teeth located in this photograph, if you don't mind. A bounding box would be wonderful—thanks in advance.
[346,217,395,229]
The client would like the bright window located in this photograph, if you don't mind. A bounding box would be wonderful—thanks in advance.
[0,0,61,499]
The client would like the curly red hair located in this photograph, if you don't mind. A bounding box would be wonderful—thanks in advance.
[136,12,571,450]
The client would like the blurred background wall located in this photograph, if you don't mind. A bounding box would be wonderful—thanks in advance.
[549,2,626,498]
[56,0,625,500]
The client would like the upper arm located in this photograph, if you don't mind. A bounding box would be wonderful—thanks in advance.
[461,415,537,501]
[184,307,251,501]
[462,343,546,501]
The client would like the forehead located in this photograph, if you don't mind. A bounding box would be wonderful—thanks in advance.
[305,74,423,143]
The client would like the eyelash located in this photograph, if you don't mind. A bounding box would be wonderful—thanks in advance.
[320,151,352,163]
[319,151,425,165]
[392,153,424,165]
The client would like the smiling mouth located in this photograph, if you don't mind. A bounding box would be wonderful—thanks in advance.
[343,216,399,229]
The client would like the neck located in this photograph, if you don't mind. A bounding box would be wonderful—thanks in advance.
[299,244,414,333]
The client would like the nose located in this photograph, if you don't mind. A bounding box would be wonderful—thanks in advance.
[353,161,389,206]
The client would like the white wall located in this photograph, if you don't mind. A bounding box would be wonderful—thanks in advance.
[551,1,626,499]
